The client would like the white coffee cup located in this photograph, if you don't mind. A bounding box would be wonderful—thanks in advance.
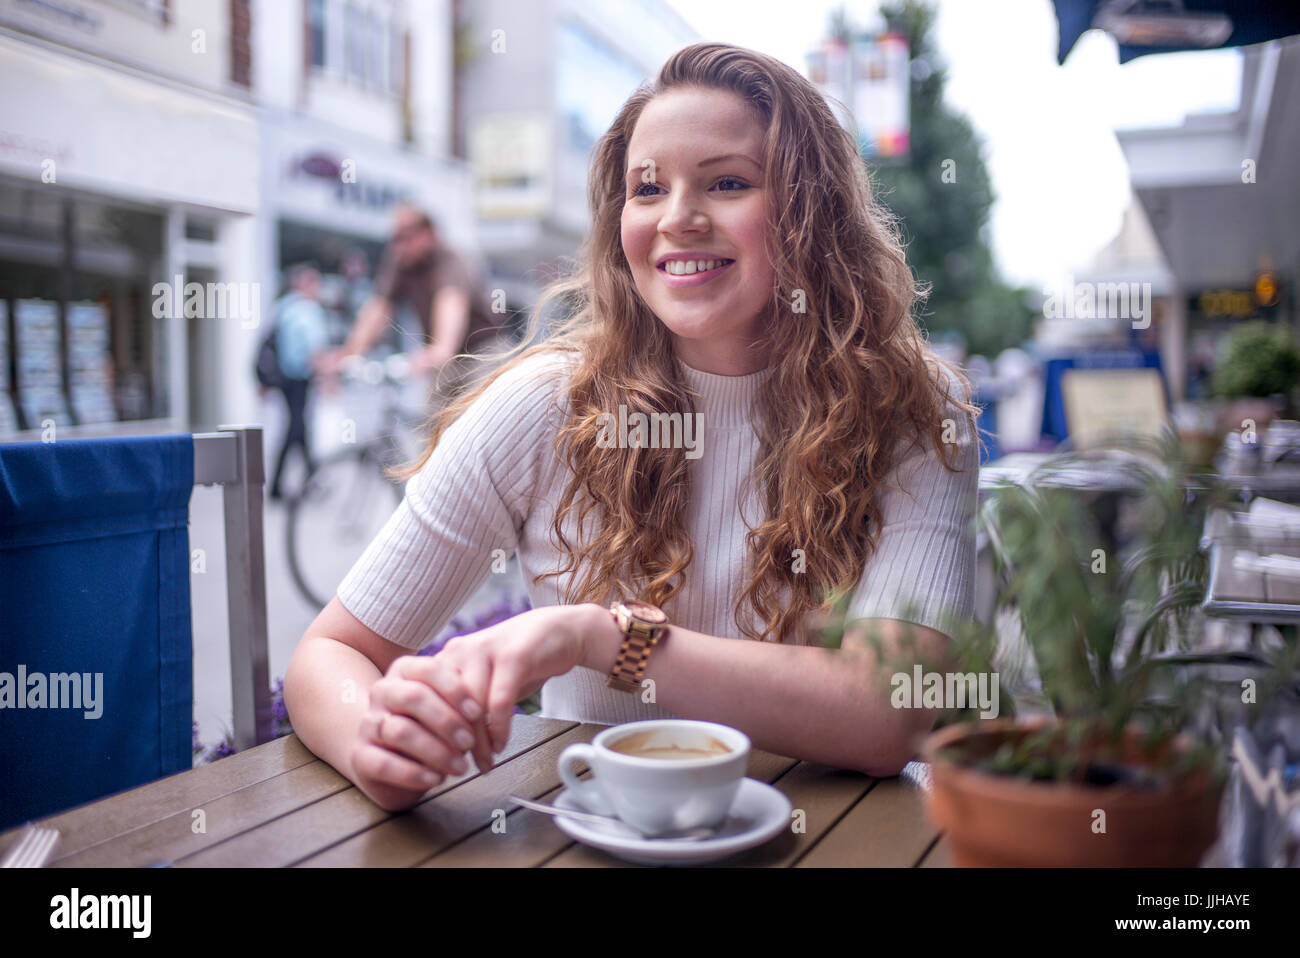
[557,719,750,836]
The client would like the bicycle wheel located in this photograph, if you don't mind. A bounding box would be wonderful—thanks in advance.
[286,442,404,608]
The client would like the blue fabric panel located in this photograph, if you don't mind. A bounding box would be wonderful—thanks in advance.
[974,393,1001,464]
[0,435,193,829]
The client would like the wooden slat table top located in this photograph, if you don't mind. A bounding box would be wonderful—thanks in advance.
[0,715,945,868]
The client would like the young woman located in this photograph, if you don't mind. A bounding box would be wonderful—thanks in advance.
[284,42,982,812]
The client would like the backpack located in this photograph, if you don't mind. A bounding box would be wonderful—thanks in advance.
[255,324,285,389]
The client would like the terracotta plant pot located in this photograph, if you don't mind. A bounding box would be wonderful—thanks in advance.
[1218,397,1277,436]
[920,719,1223,867]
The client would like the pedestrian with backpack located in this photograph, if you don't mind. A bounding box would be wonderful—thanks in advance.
[265,264,329,500]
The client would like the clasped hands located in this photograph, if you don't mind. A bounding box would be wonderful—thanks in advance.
[349,603,609,811]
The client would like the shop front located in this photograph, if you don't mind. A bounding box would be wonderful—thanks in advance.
[0,34,258,437]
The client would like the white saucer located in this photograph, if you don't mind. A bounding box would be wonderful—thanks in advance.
[551,778,792,866]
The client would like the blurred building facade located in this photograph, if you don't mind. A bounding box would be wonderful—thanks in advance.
[0,0,704,439]
[1116,38,1300,402]
[453,0,697,314]
[0,0,472,437]
[253,0,476,368]
[0,0,259,435]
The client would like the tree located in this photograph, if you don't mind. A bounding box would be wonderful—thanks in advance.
[833,1,1034,358]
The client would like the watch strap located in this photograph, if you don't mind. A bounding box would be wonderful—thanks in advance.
[607,603,666,693]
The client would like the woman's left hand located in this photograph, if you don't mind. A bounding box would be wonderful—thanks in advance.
[408,604,604,772]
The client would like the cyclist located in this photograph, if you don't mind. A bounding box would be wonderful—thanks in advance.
[319,203,512,409]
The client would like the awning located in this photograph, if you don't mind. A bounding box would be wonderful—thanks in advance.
[1052,0,1300,64]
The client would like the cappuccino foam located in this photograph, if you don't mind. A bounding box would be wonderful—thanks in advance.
[607,730,732,760]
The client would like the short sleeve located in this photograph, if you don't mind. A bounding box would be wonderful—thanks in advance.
[335,352,573,649]
[846,371,980,639]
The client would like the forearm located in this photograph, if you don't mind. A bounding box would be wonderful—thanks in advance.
[341,298,391,356]
[576,606,941,776]
[427,288,470,357]
[283,635,384,785]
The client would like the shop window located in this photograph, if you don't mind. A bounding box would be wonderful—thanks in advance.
[556,20,646,155]
[345,2,367,84]
[389,22,405,94]
[312,0,403,96]
[308,0,327,69]
[0,179,167,436]
[367,9,387,89]
[185,217,217,242]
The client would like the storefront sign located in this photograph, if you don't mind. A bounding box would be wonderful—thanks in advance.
[1192,287,1274,318]
[1254,271,1281,309]
[470,113,551,219]
[287,150,412,213]
[809,32,911,160]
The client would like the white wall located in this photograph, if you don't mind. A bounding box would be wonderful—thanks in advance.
[251,0,302,111]
[0,35,259,214]
[0,0,235,93]
[409,0,455,157]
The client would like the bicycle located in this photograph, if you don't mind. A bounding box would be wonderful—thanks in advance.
[285,353,430,608]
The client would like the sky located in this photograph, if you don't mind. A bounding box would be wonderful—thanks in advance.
[663,0,1244,290]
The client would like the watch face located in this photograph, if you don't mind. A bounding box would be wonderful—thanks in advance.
[623,600,668,624]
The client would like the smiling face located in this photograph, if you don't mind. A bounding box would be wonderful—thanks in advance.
[620,87,776,376]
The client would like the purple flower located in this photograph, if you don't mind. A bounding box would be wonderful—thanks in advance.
[269,676,293,739]
[195,594,536,762]
[419,592,533,657]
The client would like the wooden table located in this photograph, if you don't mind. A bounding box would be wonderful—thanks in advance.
[0,715,951,867]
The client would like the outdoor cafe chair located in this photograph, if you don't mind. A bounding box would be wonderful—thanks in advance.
[0,425,271,829]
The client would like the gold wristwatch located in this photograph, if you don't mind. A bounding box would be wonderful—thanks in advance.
[606,600,669,693]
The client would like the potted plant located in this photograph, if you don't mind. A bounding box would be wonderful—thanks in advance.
[1212,320,1300,430]
[821,429,1274,866]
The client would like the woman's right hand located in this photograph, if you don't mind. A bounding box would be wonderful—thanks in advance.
[347,654,490,811]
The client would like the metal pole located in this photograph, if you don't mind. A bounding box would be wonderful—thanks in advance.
[218,423,272,748]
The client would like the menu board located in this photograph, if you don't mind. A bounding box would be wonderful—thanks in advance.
[0,302,15,435]
[15,299,71,429]
[67,301,117,425]
[1061,368,1169,449]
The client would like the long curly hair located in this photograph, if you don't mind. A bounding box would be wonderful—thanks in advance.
[392,42,981,644]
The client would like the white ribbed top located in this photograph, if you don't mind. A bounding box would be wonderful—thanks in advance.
[336,350,979,725]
